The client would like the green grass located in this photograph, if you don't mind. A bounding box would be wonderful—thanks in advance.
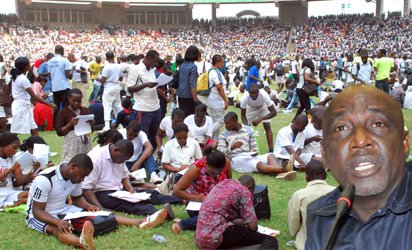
[1,103,412,250]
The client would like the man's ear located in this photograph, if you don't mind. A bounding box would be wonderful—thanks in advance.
[403,127,410,159]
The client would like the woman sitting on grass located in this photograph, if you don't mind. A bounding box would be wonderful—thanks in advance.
[55,88,95,163]
[172,148,232,234]
[0,133,29,208]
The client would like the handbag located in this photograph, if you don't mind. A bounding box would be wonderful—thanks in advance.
[63,213,119,236]
[302,67,318,96]
[253,185,271,220]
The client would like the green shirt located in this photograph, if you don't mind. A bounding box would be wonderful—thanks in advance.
[374,57,394,81]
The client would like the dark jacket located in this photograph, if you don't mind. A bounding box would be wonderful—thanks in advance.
[305,161,412,250]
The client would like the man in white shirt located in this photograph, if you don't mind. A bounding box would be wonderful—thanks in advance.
[72,56,89,107]
[343,53,355,86]
[97,51,123,130]
[287,160,335,250]
[240,84,277,153]
[352,50,373,85]
[301,107,325,165]
[127,50,161,150]
[121,121,162,184]
[273,114,308,171]
[291,55,300,83]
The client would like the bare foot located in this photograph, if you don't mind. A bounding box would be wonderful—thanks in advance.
[173,218,182,224]
[172,223,182,235]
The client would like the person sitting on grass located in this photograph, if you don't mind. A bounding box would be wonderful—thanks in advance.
[82,139,173,216]
[273,114,308,174]
[218,112,295,178]
[287,160,335,250]
[196,175,278,250]
[113,97,137,129]
[0,133,29,208]
[172,149,231,234]
[300,107,325,167]
[156,108,186,159]
[121,121,162,184]
[88,129,124,159]
[26,154,168,250]
[183,103,214,149]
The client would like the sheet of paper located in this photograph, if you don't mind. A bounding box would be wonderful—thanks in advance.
[129,168,147,180]
[62,211,112,220]
[74,114,94,136]
[257,225,280,237]
[178,168,189,176]
[16,152,36,174]
[33,144,49,169]
[156,73,173,86]
[109,190,151,203]
[186,201,202,211]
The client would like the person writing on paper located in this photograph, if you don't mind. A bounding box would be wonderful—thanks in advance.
[305,85,411,249]
[156,108,186,158]
[184,103,214,149]
[26,154,168,250]
[196,175,278,250]
[0,133,29,208]
[55,88,94,163]
[172,149,231,234]
[287,160,335,250]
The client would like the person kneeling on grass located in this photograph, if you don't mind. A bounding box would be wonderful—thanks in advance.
[196,175,278,250]
[218,111,295,178]
[172,149,231,234]
[26,154,168,250]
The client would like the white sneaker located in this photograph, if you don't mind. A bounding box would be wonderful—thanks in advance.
[150,172,163,184]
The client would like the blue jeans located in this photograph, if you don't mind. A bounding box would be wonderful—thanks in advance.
[137,108,161,150]
[286,88,298,110]
[375,79,390,94]
[89,84,102,102]
[125,154,159,176]
[179,210,198,231]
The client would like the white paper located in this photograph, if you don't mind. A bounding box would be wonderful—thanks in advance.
[156,73,173,86]
[74,114,94,136]
[16,152,36,174]
[63,211,112,220]
[109,190,151,203]
[33,144,49,169]
[257,225,280,237]
[129,168,147,180]
[186,201,202,211]
[178,168,189,176]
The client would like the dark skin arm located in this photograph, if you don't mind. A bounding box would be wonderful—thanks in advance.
[285,146,305,169]
[0,164,16,181]
[128,82,157,93]
[82,189,105,210]
[12,161,40,187]
[252,105,277,126]
[122,177,135,193]
[26,87,57,110]
[65,69,72,80]
[157,88,169,103]
[162,163,189,173]
[130,141,154,172]
[304,135,322,146]
[191,86,199,103]
[156,128,165,154]
[71,195,100,212]
[172,166,204,202]
[304,72,320,85]
[240,108,248,125]
[32,201,74,234]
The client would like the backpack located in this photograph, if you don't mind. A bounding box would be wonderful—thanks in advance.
[275,63,284,76]
[196,68,222,96]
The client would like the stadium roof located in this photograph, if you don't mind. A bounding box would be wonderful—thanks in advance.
[28,0,324,4]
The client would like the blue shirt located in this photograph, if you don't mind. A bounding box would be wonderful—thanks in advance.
[48,54,71,92]
[246,65,259,91]
[38,62,51,92]
[177,61,198,98]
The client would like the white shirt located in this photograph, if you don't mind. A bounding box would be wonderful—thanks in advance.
[0,156,15,189]
[404,86,412,109]
[332,79,344,90]
[12,75,32,108]
[159,116,174,140]
[184,114,213,143]
[120,128,149,163]
[82,145,129,192]
[195,60,211,75]
[297,68,311,89]
[72,59,88,82]
[351,61,373,84]
[344,61,354,83]
[240,90,273,109]
[48,54,72,92]
[27,165,83,218]
[126,61,159,112]
[207,69,226,110]
[274,125,305,159]
[291,60,299,74]
[101,62,122,88]
[161,137,203,169]
[302,123,322,157]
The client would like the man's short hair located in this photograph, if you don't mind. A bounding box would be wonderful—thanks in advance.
[173,122,189,134]
[106,51,115,60]
[238,175,256,190]
[171,108,186,120]
[69,154,93,172]
[55,45,64,54]
[146,50,159,59]
[126,120,141,133]
[114,139,134,156]
[306,160,327,180]
[224,111,238,122]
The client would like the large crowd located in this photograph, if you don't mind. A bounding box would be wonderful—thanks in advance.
[1,10,412,250]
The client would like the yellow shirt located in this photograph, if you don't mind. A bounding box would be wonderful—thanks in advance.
[374,57,394,81]
[287,180,336,250]
[89,61,102,80]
